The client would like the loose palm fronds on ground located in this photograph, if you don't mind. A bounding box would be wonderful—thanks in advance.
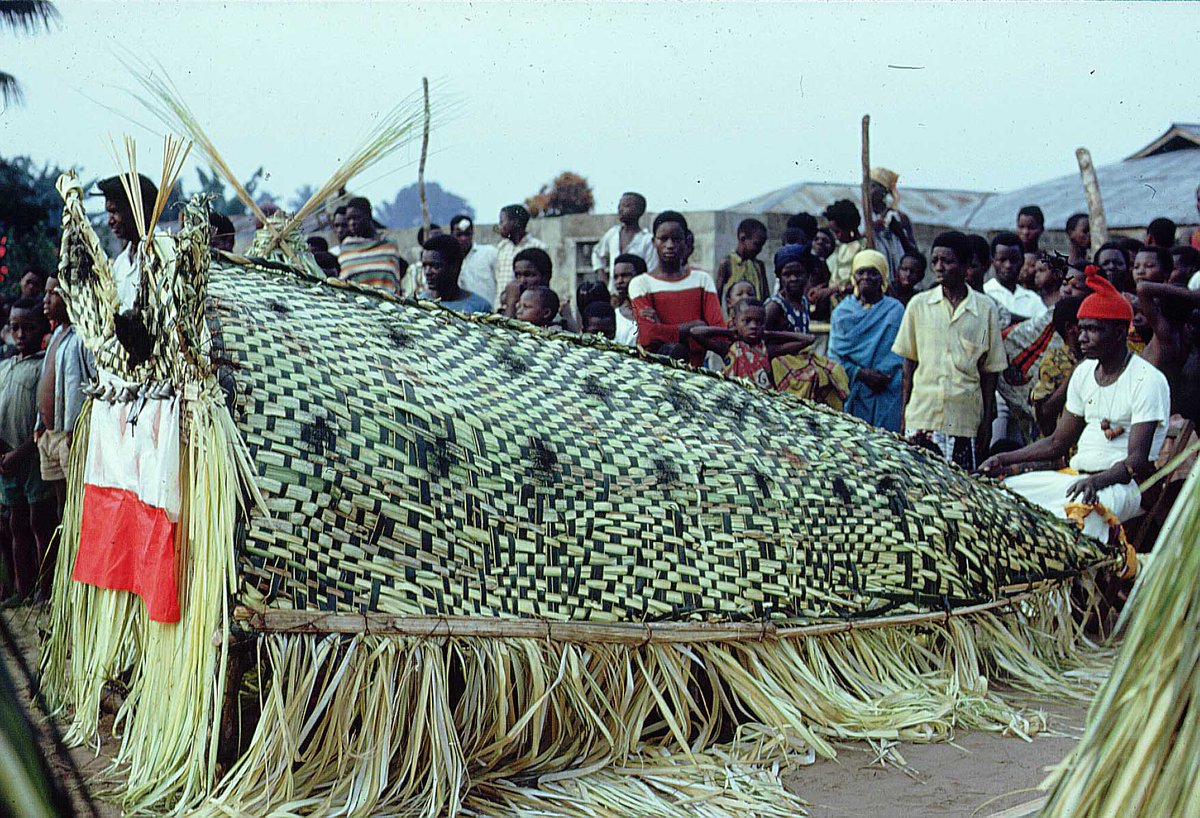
[1041,467,1200,817]
[42,164,1127,817]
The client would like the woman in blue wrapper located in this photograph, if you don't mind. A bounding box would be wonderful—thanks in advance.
[828,249,905,432]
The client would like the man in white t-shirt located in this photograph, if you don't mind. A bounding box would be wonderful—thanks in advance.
[983,232,1046,323]
[93,173,160,312]
[450,215,498,307]
[979,271,1170,541]
[590,192,659,284]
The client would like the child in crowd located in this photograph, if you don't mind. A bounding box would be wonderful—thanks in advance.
[1016,205,1044,253]
[1065,213,1090,268]
[581,301,617,340]
[501,247,565,325]
[591,192,658,282]
[1019,252,1039,291]
[0,298,56,600]
[724,281,756,316]
[715,218,769,309]
[1169,245,1199,288]
[610,253,645,346]
[1033,253,1067,311]
[1133,247,1172,284]
[576,280,611,326]
[628,211,725,367]
[691,299,814,389]
[516,285,560,329]
[765,245,813,334]
[891,251,926,305]
[37,277,92,523]
[1145,217,1177,249]
[966,234,991,293]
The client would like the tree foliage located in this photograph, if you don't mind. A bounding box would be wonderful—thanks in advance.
[1,1,60,106]
[375,182,472,229]
[525,171,594,218]
[0,154,66,289]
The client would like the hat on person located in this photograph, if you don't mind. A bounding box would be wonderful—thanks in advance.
[451,216,473,232]
[851,248,890,289]
[773,243,811,273]
[91,172,159,207]
[869,167,900,206]
[1077,266,1133,322]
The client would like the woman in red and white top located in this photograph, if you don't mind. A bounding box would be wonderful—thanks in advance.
[628,211,726,366]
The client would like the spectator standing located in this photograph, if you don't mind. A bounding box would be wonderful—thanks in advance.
[823,200,867,306]
[1094,241,1135,293]
[515,286,560,329]
[1133,247,1172,284]
[418,234,491,314]
[450,215,498,307]
[1034,253,1067,312]
[0,299,55,600]
[581,301,617,340]
[765,244,814,334]
[20,269,45,299]
[330,206,349,255]
[1168,245,1199,288]
[715,218,769,308]
[1030,296,1085,437]
[829,250,905,432]
[984,232,1045,321]
[611,253,644,347]
[591,192,658,283]
[980,271,1170,542]
[893,231,1007,470]
[867,167,919,277]
[338,196,406,294]
[1145,217,1177,249]
[1016,205,1045,254]
[691,299,814,389]
[1065,213,1091,269]
[494,204,546,304]
[628,211,724,367]
[891,251,926,306]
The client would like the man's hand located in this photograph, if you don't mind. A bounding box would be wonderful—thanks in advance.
[677,320,706,340]
[976,454,1010,478]
[1066,475,1103,506]
[0,450,19,476]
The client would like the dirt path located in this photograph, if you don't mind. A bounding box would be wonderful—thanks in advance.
[5,605,1080,817]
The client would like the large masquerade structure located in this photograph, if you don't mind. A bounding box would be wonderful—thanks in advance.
[39,83,1132,817]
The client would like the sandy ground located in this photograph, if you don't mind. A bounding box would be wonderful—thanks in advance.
[4,606,1081,817]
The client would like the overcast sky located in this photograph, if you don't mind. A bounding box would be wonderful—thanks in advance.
[3,1,1197,221]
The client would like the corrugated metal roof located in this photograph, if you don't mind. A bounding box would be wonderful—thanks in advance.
[1127,122,1200,159]
[939,148,1200,232]
[725,182,992,225]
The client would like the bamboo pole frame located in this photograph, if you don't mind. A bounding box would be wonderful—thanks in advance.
[229,580,1082,644]
[861,115,875,250]
[1075,147,1108,255]
[419,77,431,236]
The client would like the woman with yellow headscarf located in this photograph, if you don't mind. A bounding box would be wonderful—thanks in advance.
[828,249,906,431]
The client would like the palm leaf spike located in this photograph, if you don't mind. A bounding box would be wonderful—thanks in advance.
[0,1,60,32]
[104,134,147,240]
[148,133,192,235]
[279,84,434,241]
[124,59,305,270]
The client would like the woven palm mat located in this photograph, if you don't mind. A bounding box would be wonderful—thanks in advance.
[207,263,1112,624]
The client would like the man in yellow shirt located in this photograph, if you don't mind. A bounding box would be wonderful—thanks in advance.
[893,231,1008,470]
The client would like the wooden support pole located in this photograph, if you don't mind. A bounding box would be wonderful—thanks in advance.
[861,115,875,250]
[418,77,431,235]
[228,578,1097,644]
[1076,147,1108,255]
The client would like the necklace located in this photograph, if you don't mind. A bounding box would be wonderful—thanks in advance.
[1094,350,1132,440]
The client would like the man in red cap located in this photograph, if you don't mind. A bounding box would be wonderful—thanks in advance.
[979,270,1170,540]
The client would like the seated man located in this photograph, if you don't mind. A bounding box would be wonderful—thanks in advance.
[978,272,1170,542]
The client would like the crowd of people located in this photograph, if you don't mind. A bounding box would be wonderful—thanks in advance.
[0,170,1196,602]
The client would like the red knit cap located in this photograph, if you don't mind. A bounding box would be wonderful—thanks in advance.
[1077,265,1133,322]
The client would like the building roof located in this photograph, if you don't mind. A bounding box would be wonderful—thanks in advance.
[726,181,992,225]
[940,129,1200,232]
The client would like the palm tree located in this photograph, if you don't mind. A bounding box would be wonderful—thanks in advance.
[1,1,60,106]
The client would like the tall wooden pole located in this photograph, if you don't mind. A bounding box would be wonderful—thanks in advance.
[861,115,875,250]
[419,77,431,235]
[1075,147,1108,255]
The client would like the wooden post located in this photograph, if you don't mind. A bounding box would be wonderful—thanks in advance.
[418,77,431,235]
[1076,147,1108,255]
[861,115,875,250]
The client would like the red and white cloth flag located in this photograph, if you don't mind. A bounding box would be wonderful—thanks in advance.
[72,396,182,622]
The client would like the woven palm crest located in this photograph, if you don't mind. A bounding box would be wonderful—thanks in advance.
[42,181,1127,815]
